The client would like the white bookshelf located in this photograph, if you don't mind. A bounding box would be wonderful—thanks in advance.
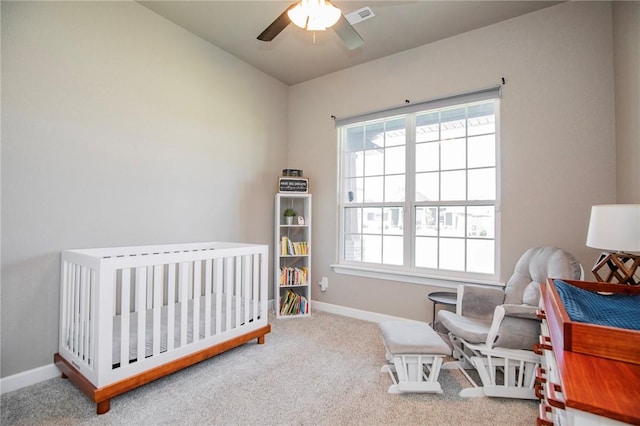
[274,193,311,318]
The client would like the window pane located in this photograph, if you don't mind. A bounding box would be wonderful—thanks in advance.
[343,234,361,261]
[383,235,403,265]
[364,176,383,202]
[441,138,465,171]
[416,142,439,172]
[384,175,405,202]
[415,172,439,202]
[345,126,364,152]
[440,206,465,237]
[362,235,382,263]
[467,206,494,238]
[468,168,495,200]
[468,134,495,168]
[365,122,384,149]
[467,239,495,274]
[385,146,405,174]
[467,103,495,136]
[344,207,362,234]
[441,107,466,140]
[385,117,406,147]
[439,238,465,271]
[415,237,437,268]
[416,112,440,142]
[415,206,438,236]
[441,170,466,201]
[383,207,403,235]
[342,151,363,178]
[362,207,382,234]
[364,150,383,176]
[344,177,363,203]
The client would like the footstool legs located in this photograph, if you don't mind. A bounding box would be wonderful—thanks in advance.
[379,321,451,394]
[381,353,445,393]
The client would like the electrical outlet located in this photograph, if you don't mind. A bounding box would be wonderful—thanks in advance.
[319,277,328,292]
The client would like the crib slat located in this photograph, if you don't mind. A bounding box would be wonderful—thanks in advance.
[81,266,90,362]
[204,259,212,338]
[65,263,74,352]
[192,260,201,343]
[252,254,259,321]
[243,255,251,325]
[215,259,223,335]
[152,265,163,356]
[135,267,147,362]
[73,264,80,355]
[120,269,131,368]
[146,266,154,310]
[78,267,86,360]
[225,257,233,332]
[89,269,97,367]
[179,262,188,347]
[235,256,241,329]
[167,263,176,351]
[60,262,69,353]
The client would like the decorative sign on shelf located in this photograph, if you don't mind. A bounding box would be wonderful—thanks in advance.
[278,177,309,193]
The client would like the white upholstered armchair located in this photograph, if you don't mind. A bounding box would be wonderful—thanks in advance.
[438,246,582,399]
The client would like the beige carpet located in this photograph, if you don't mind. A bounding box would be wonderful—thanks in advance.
[1,311,537,425]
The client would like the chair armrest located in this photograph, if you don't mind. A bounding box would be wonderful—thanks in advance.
[500,304,540,320]
[485,305,541,350]
[459,285,505,321]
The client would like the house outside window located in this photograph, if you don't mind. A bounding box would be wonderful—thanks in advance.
[336,87,500,282]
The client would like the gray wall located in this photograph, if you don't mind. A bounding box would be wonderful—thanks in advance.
[1,1,289,377]
[289,1,618,322]
[614,1,640,204]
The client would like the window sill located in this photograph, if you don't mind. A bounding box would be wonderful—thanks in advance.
[330,263,504,290]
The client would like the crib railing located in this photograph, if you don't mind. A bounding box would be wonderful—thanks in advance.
[59,242,269,388]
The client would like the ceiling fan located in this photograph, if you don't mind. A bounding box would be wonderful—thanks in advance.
[257,0,364,50]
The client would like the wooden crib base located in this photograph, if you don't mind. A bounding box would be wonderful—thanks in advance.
[54,324,271,414]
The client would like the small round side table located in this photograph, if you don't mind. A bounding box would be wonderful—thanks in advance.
[427,291,457,326]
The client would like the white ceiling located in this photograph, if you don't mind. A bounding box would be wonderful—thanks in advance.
[138,1,561,86]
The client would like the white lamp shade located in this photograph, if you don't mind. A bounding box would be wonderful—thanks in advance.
[586,204,640,252]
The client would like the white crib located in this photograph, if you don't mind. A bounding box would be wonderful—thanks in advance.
[54,242,270,414]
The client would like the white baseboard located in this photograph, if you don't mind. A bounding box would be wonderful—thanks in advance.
[0,363,60,395]
[312,300,427,324]
[1,301,420,395]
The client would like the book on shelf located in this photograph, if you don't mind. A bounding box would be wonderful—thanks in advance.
[280,266,308,286]
[279,289,309,316]
[280,236,309,256]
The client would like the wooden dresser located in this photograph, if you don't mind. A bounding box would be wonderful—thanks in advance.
[537,279,640,425]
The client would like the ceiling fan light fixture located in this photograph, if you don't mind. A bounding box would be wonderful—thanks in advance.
[287,0,341,31]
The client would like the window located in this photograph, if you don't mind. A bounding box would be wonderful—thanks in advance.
[337,88,499,280]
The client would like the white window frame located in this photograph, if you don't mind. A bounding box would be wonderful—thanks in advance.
[332,87,502,289]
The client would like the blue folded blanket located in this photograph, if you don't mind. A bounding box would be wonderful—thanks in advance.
[553,279,640,330]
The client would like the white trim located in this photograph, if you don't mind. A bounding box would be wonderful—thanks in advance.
[312,300,426,324]
[0,363,60,395]
[331,263,503,289]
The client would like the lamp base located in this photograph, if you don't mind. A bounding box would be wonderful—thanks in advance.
[591,251,640,285]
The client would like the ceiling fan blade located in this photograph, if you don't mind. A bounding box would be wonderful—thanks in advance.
[257,4,296,42]
[332,14,364,50]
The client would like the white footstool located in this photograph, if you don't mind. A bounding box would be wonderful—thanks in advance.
[379,321,452,394]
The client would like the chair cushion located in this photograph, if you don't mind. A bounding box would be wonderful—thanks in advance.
[438,310,491,344]
[379,321,451,355]
[504,247,582,305]
[522,281,541,306]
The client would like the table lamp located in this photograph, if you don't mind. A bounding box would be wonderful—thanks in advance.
[586,204,640,284]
